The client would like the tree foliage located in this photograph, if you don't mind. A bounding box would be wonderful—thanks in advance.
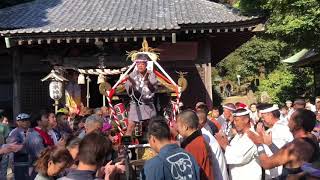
[237,0,320,49]
[216,0,318,102]
[217,36,289,82]
[258,65,313,104]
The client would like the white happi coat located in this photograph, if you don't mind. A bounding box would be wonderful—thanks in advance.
[201,127,229,180]
[225,132,262,180]
[263,120,293,179]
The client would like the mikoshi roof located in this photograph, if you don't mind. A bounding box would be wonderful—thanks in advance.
[0,0,260,35]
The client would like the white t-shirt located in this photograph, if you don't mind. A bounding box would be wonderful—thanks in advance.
[201,127,229,180]
[225,132,262,180]
[263,120,293,179]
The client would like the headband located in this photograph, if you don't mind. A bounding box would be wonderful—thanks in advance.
[233,109,251,117]
[135,59,148,63]
[260,106,279,114]
[223,105,236,111]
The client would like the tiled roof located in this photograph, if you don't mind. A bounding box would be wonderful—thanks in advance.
[0,0,259,34]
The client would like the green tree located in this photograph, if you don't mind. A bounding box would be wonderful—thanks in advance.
[258,64,313,104]
[216,0,317,102]
[217,36,289,82]
[236,0,320,49]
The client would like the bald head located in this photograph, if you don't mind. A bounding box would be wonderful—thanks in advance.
[177,110,199,130]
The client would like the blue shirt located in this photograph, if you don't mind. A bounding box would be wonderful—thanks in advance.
[142,144,200,180]
[25,129,45,164]
[7,127,30,164]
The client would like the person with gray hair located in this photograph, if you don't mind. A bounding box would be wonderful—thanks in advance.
[78,115,103,139]
[218,103,236,141]
[94,108,103,117]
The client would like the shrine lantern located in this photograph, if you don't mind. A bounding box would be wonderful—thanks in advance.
[41,70,68,113]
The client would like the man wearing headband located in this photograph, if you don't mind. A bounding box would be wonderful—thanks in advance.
[215,109,262,180]
[217,103,236,141]
[248,109,319,180]
[125,53,158,139]
[248,104,293,179]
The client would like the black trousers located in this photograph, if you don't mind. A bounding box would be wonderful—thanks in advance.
[13,165,30,180]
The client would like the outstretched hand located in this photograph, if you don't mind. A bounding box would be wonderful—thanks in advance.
[247,131,264,145]
[0,142,23,154]
[215,132,229,150]
[247,129,272,146]
[104,160,126,180]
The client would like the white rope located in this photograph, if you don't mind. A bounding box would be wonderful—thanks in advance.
[76,66,129,75]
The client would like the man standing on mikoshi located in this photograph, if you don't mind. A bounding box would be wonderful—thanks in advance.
[124,49,158,142]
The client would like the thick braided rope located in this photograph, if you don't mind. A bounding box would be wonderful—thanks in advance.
[106,91,124,136]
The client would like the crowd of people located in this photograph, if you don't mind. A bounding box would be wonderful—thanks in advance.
[0,97,318,180]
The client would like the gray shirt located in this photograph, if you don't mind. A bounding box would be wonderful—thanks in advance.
[125,70,157,121]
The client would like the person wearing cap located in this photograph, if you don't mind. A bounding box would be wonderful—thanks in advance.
[215,109,262,180]
[124,53,158,139]
[6,113,32,180]
[248,104,293,179]
[217,103,236,141]
[248,109,319,180]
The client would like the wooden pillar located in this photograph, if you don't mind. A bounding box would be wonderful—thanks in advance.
[203,39,213,109]
[204,62,213,108]
[12,47,21,118]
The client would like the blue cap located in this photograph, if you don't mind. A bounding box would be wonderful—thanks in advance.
[16,113,31,121]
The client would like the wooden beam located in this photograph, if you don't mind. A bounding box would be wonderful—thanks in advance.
[12,47,21,119]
